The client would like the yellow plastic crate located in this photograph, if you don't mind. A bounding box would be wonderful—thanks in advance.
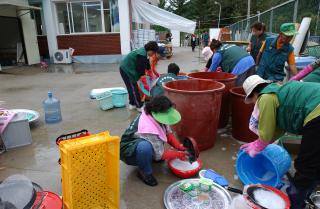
[59,131,120,209]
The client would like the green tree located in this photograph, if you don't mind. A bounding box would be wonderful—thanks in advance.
[167,0,188,15]
[158,0,166,9]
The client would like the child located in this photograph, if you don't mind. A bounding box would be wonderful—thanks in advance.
[120,96,188,186]
[150,63,180,97]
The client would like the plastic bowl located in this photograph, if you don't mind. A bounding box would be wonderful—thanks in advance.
[168,159,203,178]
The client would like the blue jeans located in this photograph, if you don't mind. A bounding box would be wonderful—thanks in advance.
[124,140,154,175]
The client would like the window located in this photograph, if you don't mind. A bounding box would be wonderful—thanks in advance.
[55,0,119,34]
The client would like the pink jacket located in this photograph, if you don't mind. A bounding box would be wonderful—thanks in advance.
[137,110,168,142]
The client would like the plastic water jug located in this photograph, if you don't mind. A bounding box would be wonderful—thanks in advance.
[43,91,62,123]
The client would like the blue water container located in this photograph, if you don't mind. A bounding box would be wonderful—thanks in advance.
[43,91,62,123]
[236,144,291,188]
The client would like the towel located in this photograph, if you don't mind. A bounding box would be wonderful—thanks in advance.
[137,110,168,142]
[249,103,260,136]
[0,109,16,134]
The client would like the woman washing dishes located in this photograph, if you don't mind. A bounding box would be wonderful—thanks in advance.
[120,96,188,186]
[206,39,256,86]
[241,75,320,209]
[119,41,159,111]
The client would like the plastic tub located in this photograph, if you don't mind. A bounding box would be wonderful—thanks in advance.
[295,56,317,69]
[229,87,257,142]
[111,89,128,107]
[236,144,291,188]
[188,72,237,129]
[96,91,113,110]
[168,159,203,178]
[164,79,225,151]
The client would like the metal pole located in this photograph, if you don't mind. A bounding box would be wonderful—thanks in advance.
[214,1,221,28]
[247,0,251,26]
[246,0,251,40]
[269,9,273,33]
[315,0,320,35]
[257,11,261,22]
[293,0,299,22]
[218,3,221,28]
[198,20,201,63]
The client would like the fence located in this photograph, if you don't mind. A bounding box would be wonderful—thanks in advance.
[229,0,320,43]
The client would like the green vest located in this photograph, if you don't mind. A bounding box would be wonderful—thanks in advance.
[218,44,250,73]
[250,33,267,61]
[150,73,177,97]
[303,67,320,83]
[120,115,143,160]
[260,82,320,134]
[257,36,294,81]
[120,48,147,82]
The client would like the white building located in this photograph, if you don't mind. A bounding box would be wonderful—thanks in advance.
[0,0,159,65]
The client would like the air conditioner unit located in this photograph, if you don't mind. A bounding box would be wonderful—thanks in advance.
[53,49,72,64]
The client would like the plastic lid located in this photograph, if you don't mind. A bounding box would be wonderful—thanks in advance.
[48,91,53,98]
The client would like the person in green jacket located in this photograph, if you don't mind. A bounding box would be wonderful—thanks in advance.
[120,96,188,186]
[303,66,320,82]
[207,39,256,86]
[247,21,268,62]
[241,75,320,209]
[256,23,298,81]
[120,41,159,111]
[150,63,180,97]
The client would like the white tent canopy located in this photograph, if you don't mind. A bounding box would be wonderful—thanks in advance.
[132,0,196,34]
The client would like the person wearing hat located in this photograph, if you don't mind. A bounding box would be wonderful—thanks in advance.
[120,41,159,111]
[241,75,320,208]
[120,96,188,186]
[207,39,256,86]
[256,23,298,81]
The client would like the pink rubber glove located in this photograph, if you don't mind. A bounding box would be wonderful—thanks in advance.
[290,59,320,81]
[290,64,314,81]
[240,138,269,157]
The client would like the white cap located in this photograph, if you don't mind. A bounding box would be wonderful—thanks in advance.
[202,47,213,61]
[243,75,271,104]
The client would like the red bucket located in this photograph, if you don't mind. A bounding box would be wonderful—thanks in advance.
[33,191,63,209]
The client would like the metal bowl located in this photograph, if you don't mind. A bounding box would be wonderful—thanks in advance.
[164,178,231,209]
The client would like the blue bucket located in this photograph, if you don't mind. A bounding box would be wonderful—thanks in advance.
[236,144,291,188]
[111,89,128,107]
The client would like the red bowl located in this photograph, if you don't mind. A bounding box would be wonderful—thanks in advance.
[168,159,203,178]
[244,184,291,209]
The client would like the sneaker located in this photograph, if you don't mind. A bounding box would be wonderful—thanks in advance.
[128,104,136,110]
[137,171,158,186]
[136,105,144,112]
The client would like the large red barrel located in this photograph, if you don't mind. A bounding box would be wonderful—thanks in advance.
[188,72,236,128]
[163,79,225,151]
[229,87,258,142]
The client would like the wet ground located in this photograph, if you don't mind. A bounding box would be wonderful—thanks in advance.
[1,47,245,208]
